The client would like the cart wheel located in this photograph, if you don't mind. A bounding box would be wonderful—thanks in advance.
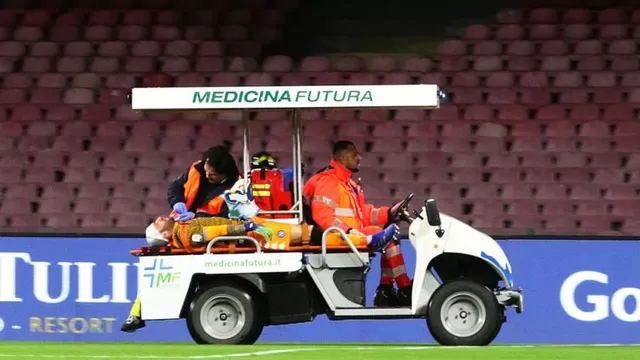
[186,283,264,344]
[426,280,504,346]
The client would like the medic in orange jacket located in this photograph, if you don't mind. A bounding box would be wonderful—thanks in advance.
[303,141,413,308]
[303,158,390,235]
[168,146,241,221]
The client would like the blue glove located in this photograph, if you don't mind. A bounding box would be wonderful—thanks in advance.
[173,202,188,215]
[282,167,294,190]
[244,222,261,232]
[176,211,195,222]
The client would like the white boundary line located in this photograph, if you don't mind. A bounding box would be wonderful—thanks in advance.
[2,344,640,359]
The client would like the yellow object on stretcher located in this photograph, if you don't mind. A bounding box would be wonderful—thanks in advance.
[132,216,370,256]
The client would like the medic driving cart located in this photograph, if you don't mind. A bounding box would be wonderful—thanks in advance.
[128,84,523,346]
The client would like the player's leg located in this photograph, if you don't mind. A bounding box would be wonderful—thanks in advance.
[251,219,360,249]
[253,218,399,250]
[311,227,368,247]
[308,223,399,250]
[200,223,268,245]
[120,294,146,333]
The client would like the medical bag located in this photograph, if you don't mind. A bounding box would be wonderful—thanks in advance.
[250,168,293,219]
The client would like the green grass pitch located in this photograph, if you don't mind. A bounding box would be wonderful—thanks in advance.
[1,342,639,360]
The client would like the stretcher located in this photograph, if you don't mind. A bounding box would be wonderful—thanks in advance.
[128,84,523,347]
[131,243,369,256]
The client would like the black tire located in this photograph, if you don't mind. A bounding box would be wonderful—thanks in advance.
[426,280,504,346]
[186,283,264,345]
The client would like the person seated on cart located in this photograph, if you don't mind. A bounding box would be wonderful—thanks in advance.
[120,177,401,333]
[168,145,241,221]
[303,140,413,308]
[250,151,305,190]
[249,150,305,216]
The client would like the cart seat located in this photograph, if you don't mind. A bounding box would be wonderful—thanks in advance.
[130,242,370,256]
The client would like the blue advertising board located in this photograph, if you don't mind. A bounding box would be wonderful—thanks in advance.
[1,236,639,344]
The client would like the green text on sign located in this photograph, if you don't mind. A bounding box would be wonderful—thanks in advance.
[192,90,374,104]
[131,84,441,110]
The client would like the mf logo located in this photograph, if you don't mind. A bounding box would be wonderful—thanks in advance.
[143,259,182,289]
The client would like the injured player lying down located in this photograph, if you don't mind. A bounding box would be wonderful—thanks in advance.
[142,213,400,253]
[120,179,400,333]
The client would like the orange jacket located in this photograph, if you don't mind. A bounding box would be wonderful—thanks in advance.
[303,159,389,233]
[181,161,227,215]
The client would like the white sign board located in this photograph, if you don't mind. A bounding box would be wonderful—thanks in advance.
[131,84,441,110]
[138,253,305,320]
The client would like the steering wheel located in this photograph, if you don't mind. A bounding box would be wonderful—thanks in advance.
[387,192,415,225]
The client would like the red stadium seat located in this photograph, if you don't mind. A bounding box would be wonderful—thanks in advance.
[496,25,524,40]
[540,40,568,55]
[464,25,491,41]
[563,24,591,40]
[0,5,637,236]
[611,56,640,72]
[401,57,432,73]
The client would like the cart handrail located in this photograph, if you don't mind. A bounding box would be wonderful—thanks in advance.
[321,226,368,267]
[258,210,300,214]
[206,236,262,254]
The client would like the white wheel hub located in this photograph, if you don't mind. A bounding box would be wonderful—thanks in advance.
[200,294,246,340]
[440,291,486,337]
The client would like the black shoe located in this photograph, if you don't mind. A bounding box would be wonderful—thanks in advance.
[120,315,146,333]
[373,284,399,307]
[397,285,412,307]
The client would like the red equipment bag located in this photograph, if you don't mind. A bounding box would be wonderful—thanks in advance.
[250,168,293,219]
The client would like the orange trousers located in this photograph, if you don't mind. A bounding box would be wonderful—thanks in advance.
[198,218,377,250]
[252,217,372,249]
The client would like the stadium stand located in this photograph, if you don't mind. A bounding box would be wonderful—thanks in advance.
[0,0,639,237]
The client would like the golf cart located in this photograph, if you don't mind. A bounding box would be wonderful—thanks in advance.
[129,84,523,346]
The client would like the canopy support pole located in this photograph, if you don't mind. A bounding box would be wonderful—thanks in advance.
[291,109,304,222]
[242,110,251,189]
